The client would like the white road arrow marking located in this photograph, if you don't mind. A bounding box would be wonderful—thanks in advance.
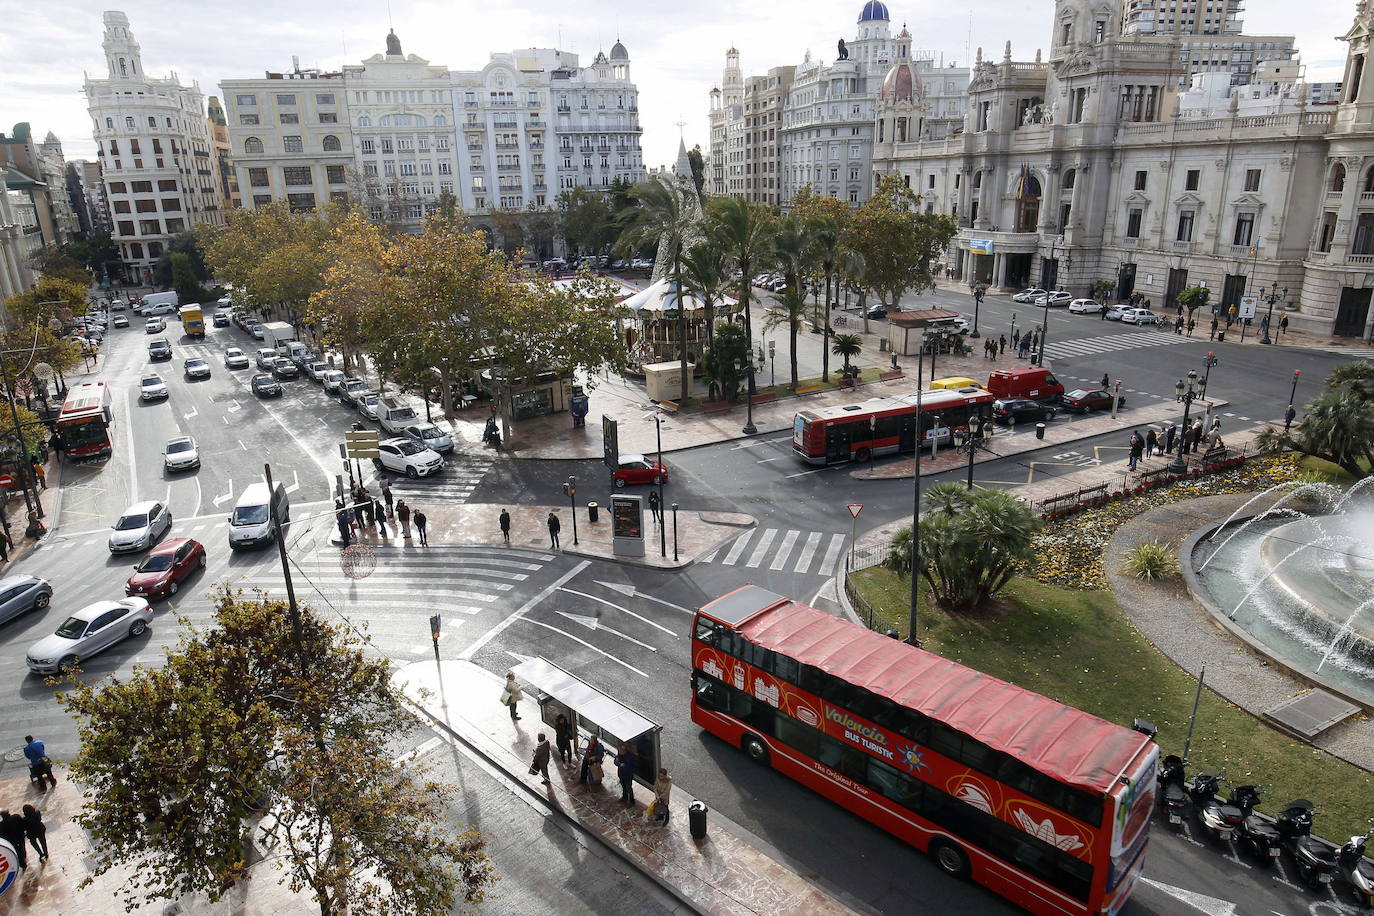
[227,399,241,412]
[1138,878,1238,916]
[285,469,300,495]
[558,588,676,635]
[555,611,657,651]
[594,581,694,615]
[213,478,234,507]
[183,406,198,420]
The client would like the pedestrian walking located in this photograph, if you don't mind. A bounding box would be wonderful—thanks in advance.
[580,736,605,785]
[1128,431,1144,471]
[651,767,673,825]
[554,713,575,766]
[1145,428,1159,458]
[500,672,523,721]
[1174,317,1184,335]
[32,462,45,491]
[612,743,637,805]
[21,805,47,862]
[647,490,661,525]
[0,528,9,562]
[1012,331,1021,352]
[360,488,374,527]
[1100,372,1110,390]
[1284,405,1297,432]
[396,500,411,539]
[1164,423,1177,455]
[0,811,27,871]
[1190,419,1205,453]
[998,334,1006,355]
[374,498,389,538]
[382,480,394,518]
[23,736,55,791]
[530,733,552,785]
[414,510,428,546]
[547,511,561,548]
[1187,318,1196,337]
[1278,314,1289,339]
[499,508,511,544]
[336,507,351,546]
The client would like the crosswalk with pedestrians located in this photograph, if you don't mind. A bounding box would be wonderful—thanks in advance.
[1042,330,1196,361]
[698,527,847,576]
[375,455,495,504]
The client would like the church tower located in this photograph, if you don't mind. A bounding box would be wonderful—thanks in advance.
[1334,1,1374,133]
[102,10,143,80]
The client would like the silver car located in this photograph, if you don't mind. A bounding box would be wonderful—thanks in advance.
[163,436,200,471]
[26,597,152,674]
[108,500,173,553]
[403,422,454,454]
[0,575,53,626]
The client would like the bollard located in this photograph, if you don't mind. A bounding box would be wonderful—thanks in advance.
[1036,422,1046,440]
[587,501,599,523]
[688,801,708,840]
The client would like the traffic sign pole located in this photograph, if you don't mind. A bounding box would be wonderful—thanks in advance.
[847,504,863,568]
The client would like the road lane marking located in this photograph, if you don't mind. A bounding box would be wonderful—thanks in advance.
[720,531,752,566]
[756,457,780,463]
[1137,878,1237,916]
[124,386,139,504]
[593,581,695,616]
[744,528,777,567]
[555,611,658,651]
[459,560,590,661]
[785,467,828,478]
[517,616,648,676]
[794,532,823,573]
[819,533,846,575]
[558,587,677,635]
[769,529,800,570]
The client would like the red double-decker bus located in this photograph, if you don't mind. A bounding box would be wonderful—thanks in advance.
[57,381,114,460]
[792,386,995,465]
[691,586,1157,916]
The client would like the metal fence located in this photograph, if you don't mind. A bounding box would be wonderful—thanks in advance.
[848,537,892,572]
[1033,442,1253,515]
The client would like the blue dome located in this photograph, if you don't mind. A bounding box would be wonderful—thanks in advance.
[859,0,890,21]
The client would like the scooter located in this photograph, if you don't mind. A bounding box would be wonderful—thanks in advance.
[1276,799,1339,889]
[1187,769,1243,841]
[1158,754,1189,827]
[1336,831,1374,908]
[1227,785,1281,866]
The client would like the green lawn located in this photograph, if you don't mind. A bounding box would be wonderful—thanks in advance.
[852,568,1374,840]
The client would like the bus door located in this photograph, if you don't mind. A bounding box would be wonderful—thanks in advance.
[826,425,850,463]
[899,415,917,452]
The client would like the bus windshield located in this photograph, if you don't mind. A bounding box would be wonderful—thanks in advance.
[61,418,108,449]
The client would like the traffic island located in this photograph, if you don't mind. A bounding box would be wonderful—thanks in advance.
[394,659,852,916]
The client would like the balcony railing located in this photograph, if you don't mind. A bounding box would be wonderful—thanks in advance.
[1361,192,1374,203]
[1350,254,1374,264]
[495,142,519,150]
[467,143,483,150]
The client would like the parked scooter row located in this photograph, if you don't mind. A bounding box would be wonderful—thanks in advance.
[1158,754,1374,906]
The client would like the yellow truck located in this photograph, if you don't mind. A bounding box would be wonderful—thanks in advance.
[179,304,204,338]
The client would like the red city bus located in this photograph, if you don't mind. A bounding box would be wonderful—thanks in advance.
[792,386,995,465]
[57,381,114,460]
[691,586,1157,916]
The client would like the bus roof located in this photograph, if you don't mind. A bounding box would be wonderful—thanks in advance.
[797,387,993,422]
[59,381,110,420]
[701,586,1149,797]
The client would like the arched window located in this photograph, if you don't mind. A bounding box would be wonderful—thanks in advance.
[1016,175,1042,232]
[434,114,446,125]
[244,137,264,154]
[1363,166,1374,193]
[972,170,983,190]
[379,115,393,127]
[1330,162,1347,193]
[322,135,341,151]
[414,115,427,126]
[358,116,371,127]
[1063,168,1076,189]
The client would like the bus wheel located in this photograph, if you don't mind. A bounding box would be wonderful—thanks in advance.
[741,734,770,766]
[854,447,871,462]
[930,840,970,879]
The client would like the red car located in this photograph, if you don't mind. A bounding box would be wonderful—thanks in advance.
[1059,388,1121,413]
[125,538,206,599]
[612,454,669,488]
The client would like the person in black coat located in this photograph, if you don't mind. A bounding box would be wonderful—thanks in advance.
[0,810,28,869]
[21,805,47,861]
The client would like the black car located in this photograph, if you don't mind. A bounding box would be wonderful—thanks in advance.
[147,339,172,361]
[251,374,282,397]
[271,358,299,380]
[992,398,1057,424]
[1060,388,1118,413]
[865,305,888,320]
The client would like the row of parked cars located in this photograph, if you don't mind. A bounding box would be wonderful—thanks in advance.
[934,367,1125,426]
[1012,287,1164,325]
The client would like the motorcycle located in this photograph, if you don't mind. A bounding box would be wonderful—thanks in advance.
[1336,831,1374,908]
[1187,769,1244,841]
[1276,799,1339,889]
[1226,785,1281,865]
[1158,754,1189,826]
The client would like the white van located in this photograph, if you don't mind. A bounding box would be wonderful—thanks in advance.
[378,397,418,434]
[227,480,289,550]
[141,291,179,315]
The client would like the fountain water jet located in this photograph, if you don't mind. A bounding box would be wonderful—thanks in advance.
[1316,597,1374,674]
[1227,535,1351,619]
[1200,482,1339,570]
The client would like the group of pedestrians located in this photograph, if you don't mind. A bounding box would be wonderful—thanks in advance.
[1013,328,1042,360]
[0,736,57,871]
[1128,419,1220,470]
[335,480,428,546]
[981,336,1007,360]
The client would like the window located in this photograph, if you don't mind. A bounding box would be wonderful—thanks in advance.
[239,114,260,126]
[147,116,156,128]
[326,165,346,184]
[117,220,135,236]
[1134,170,1147,191]
[244,137,264,154]
[360,139,375,154]
[1185,169,1200,191]
[322,135,341,152]
[236,94,257,106]
[438,162,452,175]
[139,219,161,235]
[135,199,158,213]
[283,167,312,186]
[131,181,153,193]
[1329,162,1347,193]
[1244,169,1261,192]
[1176,209,1195,241]
[252,195,272,206]
[1232,213,1254,247]
[276,93,297,106]
[316,93,335,105]
[381,139,394,154]
[286,193,316,212]
[248,168,270,188]
[1126,208,1142,238]
[283,136,303,153]
[114,200,131,213]
[279,113,299,124]
[165,218,184,233]
[109,181,127,194]
[319,112,337,123]
[160,198,181,211]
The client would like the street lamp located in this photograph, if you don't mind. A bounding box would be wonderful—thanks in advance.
[970,285,985,338]
[907,332,927,647]
[671,502,679,561]
[1035,297,1051,366]
[563,476,579,546]
[1259,281,1288,345]
[1197,351,1219,401]
[1286,369,1301,431]
[1167,369,1201,474]
[653,414,666,557]
[735,358,757,435]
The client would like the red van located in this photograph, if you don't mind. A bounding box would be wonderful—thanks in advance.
[986,367,1065,403]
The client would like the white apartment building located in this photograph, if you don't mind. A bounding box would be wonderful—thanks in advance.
[548,42,646,196]
[708,51,795,204]
[37,132,80,241]
[0,171,37,301]
[84,11,224,283]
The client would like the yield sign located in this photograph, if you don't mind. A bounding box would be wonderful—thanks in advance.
[847,503,863,519]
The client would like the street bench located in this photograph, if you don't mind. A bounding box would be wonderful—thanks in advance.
[878,370,904,382]
[700,400,733,414]
[1135,466,1173,486]
[1036,482,1109,514]
[750,392,778,406]
[1196,445,1229,468]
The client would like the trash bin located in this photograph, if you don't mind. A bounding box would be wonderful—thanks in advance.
[688,801,708,839]
[1216,331,1225,342]
[1036,423,1046,440]
[587,501,599,523]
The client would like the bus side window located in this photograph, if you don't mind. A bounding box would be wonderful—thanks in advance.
[695,673,724,711]
[772,654,799,684]
[694,617,721,646]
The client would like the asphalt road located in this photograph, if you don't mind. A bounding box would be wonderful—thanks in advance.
[2,304,1369,914]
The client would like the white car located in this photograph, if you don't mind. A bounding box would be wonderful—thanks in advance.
[1034,291,1073,307]
[145,317,166,333]
[223,347,250,369]
[320,369,346,393]
[631,258,653,270]
[26,597,152,674]
[375,437,444,479]
[108,500,173,553]
[1067,298,1104,314]
[184,357,211,379]
[1118,307,1162,325]
[139,374,169,401]
[1012,287,1047,303]
[403,422,454,454]
[356,392,381,421]
[249,323,265,340]
[112,314,129,328]
[163,435,200,471]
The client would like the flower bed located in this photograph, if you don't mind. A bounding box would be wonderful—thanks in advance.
[1038,455,1249,522]
[1029,453,1301,589]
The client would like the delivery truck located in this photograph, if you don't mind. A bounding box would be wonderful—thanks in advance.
[178,304,204,338]
[261,321,297,352]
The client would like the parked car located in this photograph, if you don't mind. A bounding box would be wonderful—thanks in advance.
[356,392,381,420]
[1067,298,1104,314]
[1118,307,1162,325]
[125,538,205,599]
[609,259,627,270]
[184,357,211,379]
[338,377,368,406]
[147,339,172,361]
[305,360,328,381]
[320,369,346,393]
[1012,287,1047,303]
[1034,290,1073,307]
[223,347,250,369]
[542,258,567,271]
[108,500,172,553]
[112,314,129,328]
[139,374,169,401]
[251,374,282,398]
[109,300,126,311]
[212,313,231,327]
[249,323,265,339]
[403,422,454,454]
[865,305,889,320]
[163,435,200,471]
[0,575,53,627]
[1060,387,1117,413]
[768,277,788,292]
[612,454,669,488]
[145,317,167,333]
[255,348,278,370]
[630,257,653,270]
[25,597,153,674]
[992,398,1057,424]
[271,358,299,380]
[375,437,444,478]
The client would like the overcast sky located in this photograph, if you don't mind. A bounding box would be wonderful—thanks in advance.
[0,0,1354,171]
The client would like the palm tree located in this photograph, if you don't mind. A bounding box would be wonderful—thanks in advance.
[680,240,729,350]
[707,197,776,394]
[769,217,807,292]
[806,215,864,382]
[830,333,862,377]
[617,177,698,402]
[764,284,809,389]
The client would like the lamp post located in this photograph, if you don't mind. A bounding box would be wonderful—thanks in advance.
[907,332,926,647]
[1286,369,1300,431]
[563,476,579,546]
[971,285,984,338]
[736,359,757,435]
[1197,351,1219,401]
[671,502,679,561]
[1288,369,1300,410]
[1259,280,1288,345]
[654,414,666,557]
[1167,369,1201,474]
[1035,298,1051,366]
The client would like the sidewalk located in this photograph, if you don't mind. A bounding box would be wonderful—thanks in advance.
[394,660,853,916]
[335,500,754,570]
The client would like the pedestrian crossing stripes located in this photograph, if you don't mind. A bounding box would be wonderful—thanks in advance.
[699,528,846,576]
[371,455,495,503]
[1320,348,1374,361]
[1042,331,1196,361]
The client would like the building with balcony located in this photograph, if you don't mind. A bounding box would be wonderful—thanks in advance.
[0,122,74,248]
[83,11,224,284]
[206,96,241,211]
[708,50,795,204]
[1,169,40,299]
[66,159,111,236]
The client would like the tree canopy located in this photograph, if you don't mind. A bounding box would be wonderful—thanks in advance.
[845,174,956,311]
[1258,361,1374,477]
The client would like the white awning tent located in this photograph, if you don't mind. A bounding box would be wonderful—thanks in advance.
[619,277,706,318]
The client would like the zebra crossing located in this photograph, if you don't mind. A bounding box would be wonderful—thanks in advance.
[367,454,495,503]
[1320,347,1374,361]
[1042,330,1196,361]
[698,527,847,576]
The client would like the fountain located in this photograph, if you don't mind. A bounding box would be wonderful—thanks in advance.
[1188,481,1374,707]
